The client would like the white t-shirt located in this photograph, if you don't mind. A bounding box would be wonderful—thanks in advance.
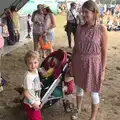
[23,69,41,106]
[44,14,54,33]
[27,17,32,27]
[67,9,78,22]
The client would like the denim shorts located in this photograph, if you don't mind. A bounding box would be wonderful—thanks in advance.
[47,31,54,42]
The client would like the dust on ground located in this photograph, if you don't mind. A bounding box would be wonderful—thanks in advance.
[0,15,120,120]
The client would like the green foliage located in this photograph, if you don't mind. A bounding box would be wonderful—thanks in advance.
[100,0,116,4]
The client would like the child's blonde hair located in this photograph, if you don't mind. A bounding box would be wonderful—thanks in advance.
[24,50,40,65]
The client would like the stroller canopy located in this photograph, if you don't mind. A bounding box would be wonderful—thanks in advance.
[42,49,67,79]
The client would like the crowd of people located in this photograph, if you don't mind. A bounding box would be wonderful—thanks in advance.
[99,4,120,31]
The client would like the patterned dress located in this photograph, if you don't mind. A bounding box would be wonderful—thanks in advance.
[72,24,103,92]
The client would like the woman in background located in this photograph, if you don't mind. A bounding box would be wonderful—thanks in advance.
[11,6,20,42]
[43,6,56,57]
[31,4,44,51]
[4,8,15,45]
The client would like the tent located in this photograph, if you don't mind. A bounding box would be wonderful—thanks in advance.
[0,0,29,17]
[19,0,58,15]
[0,0,58,16]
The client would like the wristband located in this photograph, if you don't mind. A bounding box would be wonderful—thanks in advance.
[28,99,34,105]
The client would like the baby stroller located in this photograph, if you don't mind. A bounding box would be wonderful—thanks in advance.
[14,49,73,112]
[39,49,73,111]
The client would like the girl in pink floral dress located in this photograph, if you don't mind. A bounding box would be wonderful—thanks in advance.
[71,1,108,120]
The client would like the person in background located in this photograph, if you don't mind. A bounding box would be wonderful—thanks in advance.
[114,4,120,17]
[66,2,78,48]
[11,6,20,42]
[113,17,120,31]
[71,1,108,120]
[76,4,84,25]
[26,14,32,38]
[2,18,9,45]
[31,4,44,51]
[99,5,104,18]
[43,6,56,57]
[107,17,113,31]
[103,4,107,13]
[4,8,15,45]
[58,7,62,14]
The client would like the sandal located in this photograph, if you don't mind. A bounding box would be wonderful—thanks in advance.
[71,109,79,120]
[63,100,73,113]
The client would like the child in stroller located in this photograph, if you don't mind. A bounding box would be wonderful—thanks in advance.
[14,49,74,112]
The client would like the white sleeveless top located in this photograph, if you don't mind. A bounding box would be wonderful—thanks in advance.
[44,13,54,33]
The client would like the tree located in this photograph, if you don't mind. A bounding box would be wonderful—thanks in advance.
[100,0,116,4]
[116,0,120,4]
[111,0,116,4]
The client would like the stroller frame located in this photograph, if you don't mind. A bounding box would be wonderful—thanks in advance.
[40,49,72,109]
[40,64,68,108]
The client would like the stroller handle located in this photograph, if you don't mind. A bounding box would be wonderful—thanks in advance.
[67,52,72,56]
[67,52,72,63]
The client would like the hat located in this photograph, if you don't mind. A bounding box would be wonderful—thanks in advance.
[41,4,48,8]
[37,4,45,9]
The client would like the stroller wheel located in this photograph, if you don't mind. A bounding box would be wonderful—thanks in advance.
[63,100,73,113]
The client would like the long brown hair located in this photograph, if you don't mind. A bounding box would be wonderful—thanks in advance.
[82,0,99,24]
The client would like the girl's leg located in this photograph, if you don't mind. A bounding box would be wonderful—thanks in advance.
[72,86,84,120]
[48,31,54,53]
[67,31,72,48]
[73,31,76,47]
[17,30,20,42]
[89,92,99,120]
[50,43,53,53]
[67,23,72,48]
[33,33,39,51]
[76,96,82,112]
[33,39,39,51]
[42,50,46,58]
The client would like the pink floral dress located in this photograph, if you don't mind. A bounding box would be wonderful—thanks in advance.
[72,24,103,92]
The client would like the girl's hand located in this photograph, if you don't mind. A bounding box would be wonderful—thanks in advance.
[101,71,105,81]
[43,32,47,36]
[32,103,40,110]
